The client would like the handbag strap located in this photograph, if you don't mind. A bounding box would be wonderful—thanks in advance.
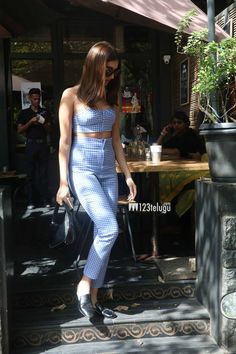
[74,201,81,216]
[51,202,60,224]
[51,201,80,224]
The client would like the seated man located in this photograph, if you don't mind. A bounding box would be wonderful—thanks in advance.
[157,111,206,254]
[157,111,205,159]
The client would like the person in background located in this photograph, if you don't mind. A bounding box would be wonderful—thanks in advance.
[157,111,206,253]
[157,111,205,159]
[17,88,51,209]
[56,41,136,319]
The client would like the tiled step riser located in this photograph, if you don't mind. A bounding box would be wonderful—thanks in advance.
[11,336,227,354]
[14,283,195,309]
[101,283,195,303]
[13,319,210,350]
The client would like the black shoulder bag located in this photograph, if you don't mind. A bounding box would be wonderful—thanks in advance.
[49,201,80,249]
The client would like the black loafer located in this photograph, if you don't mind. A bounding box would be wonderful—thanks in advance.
[95,303,117,319]
[78,294,96,319]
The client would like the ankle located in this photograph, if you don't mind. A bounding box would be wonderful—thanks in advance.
[91,297,97,307]
[77,279,91,299]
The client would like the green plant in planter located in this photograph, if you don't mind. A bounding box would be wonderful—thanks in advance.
[175,10,236,124]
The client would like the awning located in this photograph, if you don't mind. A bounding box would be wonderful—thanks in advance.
[0,0,61,38]
[69,0,229,40]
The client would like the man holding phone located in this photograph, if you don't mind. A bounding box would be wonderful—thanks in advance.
[157,111,205,159]
[17,88,51,210]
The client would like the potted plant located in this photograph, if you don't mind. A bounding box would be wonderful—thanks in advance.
[175,10,236,182]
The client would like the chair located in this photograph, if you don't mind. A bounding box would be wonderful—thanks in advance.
[117,195,136,262]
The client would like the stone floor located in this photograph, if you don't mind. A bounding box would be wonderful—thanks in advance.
[11,205,227,354]
[13,202,197,284]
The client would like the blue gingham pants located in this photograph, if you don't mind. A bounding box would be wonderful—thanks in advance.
[69,137,118,288]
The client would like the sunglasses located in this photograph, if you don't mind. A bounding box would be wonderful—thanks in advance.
[105,66,120,78]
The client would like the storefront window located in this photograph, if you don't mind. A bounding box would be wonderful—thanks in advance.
[11,27,51,53]
[64,59,84,88]
[120,58,153,142]
[63,21,113,53]
[63,40,101,54]
[120,26,153,143]
[124,26,152,53]
[11,41,51,54]
[12,60,52,85]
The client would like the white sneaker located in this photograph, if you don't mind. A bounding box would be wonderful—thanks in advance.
[27,204,35,210]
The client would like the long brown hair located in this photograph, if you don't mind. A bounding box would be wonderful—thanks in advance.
[77,41,120,107]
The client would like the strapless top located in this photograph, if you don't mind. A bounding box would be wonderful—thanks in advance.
[73,107,116,133]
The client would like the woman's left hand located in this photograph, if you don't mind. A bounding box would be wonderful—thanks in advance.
[126,177,137,201]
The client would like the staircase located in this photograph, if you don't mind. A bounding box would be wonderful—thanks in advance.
[10,207,227,354]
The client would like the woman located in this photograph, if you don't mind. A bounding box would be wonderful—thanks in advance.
[56,41,136,319]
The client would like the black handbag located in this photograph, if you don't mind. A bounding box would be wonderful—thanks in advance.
[49,201,80,248]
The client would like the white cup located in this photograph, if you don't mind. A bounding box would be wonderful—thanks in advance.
[150,144,162,164]
[37,114,45,124]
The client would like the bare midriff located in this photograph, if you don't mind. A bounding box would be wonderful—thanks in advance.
[73,131,112,139]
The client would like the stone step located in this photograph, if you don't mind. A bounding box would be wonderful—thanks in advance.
[11,335,228,354]
[12,298,210,351]
[13,279,196,309]
[13,257,196,309]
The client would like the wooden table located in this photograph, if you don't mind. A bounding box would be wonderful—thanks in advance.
[116,159,209,256]
[116,159,209,173]
[0,171,26,183]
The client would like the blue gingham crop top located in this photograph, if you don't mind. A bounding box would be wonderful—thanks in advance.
[73,107,116,133]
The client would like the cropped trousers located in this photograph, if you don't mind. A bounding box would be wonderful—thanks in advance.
[69,137,118,288]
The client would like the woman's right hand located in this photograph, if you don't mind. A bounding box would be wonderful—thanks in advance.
[126,177,137,201]
[56,184,70,205]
